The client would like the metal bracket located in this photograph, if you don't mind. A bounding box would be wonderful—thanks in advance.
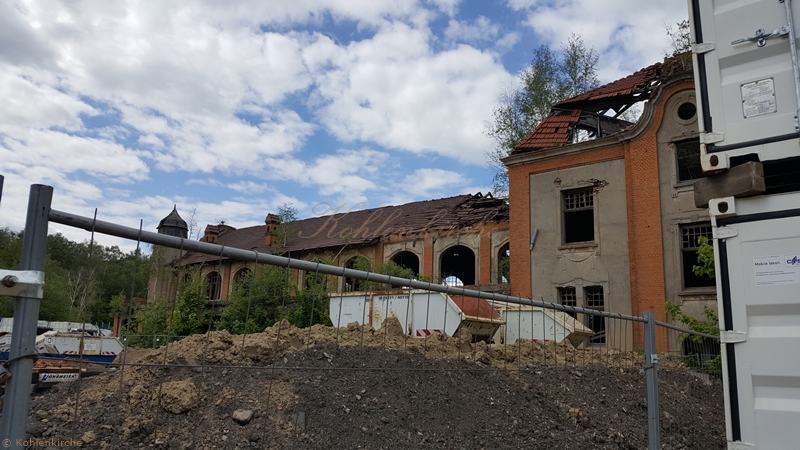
[692,42,716,54]
[732,25,790,47]
[700,132,725,144]
[721,330,748,344]
[0,269,44,299]
[713,227,738,240]
[649,354,659,365]
[728,441,755,450]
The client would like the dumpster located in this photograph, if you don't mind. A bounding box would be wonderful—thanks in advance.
[488,302,594,346]
[329,290,504,342]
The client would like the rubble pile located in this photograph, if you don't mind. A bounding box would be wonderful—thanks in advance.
[22,321,725,449]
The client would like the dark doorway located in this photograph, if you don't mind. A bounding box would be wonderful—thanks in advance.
[440,245,475,286]
[392,251,420,275]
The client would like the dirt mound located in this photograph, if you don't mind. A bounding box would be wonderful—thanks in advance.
[19,322,725,449]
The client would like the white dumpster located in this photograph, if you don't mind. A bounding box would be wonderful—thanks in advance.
[488,302,594,346]
[329,290,504,342]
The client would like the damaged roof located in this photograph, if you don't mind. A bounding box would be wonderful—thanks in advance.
[513,57,691,154]
[176,193,508,265]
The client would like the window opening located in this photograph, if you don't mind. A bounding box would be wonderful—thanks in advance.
[676,139,703,182]
[344,258,359,292]
[232,268,251,294]
[681,223,715,288]
[440,245,475,285]
[563,189,594,243]
[391,251,419,275]
[584,286,605,344]
[497,243,510,284]
[444,276,464,286]
[558,287,577,318]
[677,102,696,121]
[206,271,222,301]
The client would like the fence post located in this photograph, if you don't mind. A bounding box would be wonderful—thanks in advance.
[0,184,52,446]
[643,311,661,450]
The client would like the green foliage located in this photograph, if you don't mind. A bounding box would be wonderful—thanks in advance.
[497,257,510,283]
[0,228,150,326]
[171,273,213,336]
[272,203,299,254]
[486,34,599,196]
[665,301,721,378]
[692,236,715,279]
[217,265,292,334]
[289,269,333,328]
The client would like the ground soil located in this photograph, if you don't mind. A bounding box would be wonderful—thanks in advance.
[21,320,725,449]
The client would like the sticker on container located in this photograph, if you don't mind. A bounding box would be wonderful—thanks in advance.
[741,78,777,118]
[753,254,800,286]
[83,343,97,351]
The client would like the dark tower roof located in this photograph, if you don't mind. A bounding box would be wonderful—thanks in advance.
[157,206,188,238]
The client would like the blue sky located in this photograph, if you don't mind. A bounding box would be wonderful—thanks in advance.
[0,0,689,250]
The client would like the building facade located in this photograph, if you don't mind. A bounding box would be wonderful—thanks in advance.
[148,193,510,306]
[503,60,714,349]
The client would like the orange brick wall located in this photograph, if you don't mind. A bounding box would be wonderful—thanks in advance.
[507,146,625,300]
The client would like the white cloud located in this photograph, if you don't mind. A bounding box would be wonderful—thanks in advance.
[400,168,467,197]
[444,16,499,43]
[508,0,689,81]
[310,22,513,164]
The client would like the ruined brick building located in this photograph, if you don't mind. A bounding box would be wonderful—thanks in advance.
[503,58,714,349]
[148,194,509,305]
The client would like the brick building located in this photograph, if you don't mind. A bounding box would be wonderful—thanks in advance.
[148,194,509,306]
[502,59,714,349]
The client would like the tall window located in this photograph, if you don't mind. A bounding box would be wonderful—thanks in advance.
[681,223,715,288]
[584,286,605,344]
[676,139,703,182]
[558,287,577,318]
[563,188,594,243]
[206,271,222,301]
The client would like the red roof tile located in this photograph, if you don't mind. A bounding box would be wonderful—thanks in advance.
[514,109,581,151]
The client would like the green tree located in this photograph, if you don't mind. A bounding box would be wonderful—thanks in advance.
[692,236,715,279]
[170,272,213,336]
[487,34,600,196]
[216,265,291,334]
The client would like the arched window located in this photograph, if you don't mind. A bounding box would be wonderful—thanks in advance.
[440,245,475,286]
[497,243,510,284]
[206,271,222,301]
[232,268,251,294]
[391,251,420,275]
[444,275,464,286]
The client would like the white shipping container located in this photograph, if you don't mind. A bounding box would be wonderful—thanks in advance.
[709,192,800,448]
[689,0,800,171]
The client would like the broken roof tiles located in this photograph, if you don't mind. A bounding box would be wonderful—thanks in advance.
[176,193,508,266]
[514,109,581,151]
[555,61,664,112]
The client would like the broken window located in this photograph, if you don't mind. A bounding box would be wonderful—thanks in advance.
[497,243,510,284]
[558,286,577,318]
[392,251,419,275]
[676,139,703,182]
[440,245,475,286]
[444,276,464,286]
[584,286,605,344]
[681,223,715,289]
[206,271,222,301]
[563,188,594,244]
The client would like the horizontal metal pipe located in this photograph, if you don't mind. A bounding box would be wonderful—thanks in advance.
[655,320,719,340]
[48,208,646,323]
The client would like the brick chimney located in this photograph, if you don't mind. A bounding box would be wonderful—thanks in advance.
[200,224,220,243]
[264,214,281,246]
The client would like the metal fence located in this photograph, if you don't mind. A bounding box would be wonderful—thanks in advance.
[0,184,725,449]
